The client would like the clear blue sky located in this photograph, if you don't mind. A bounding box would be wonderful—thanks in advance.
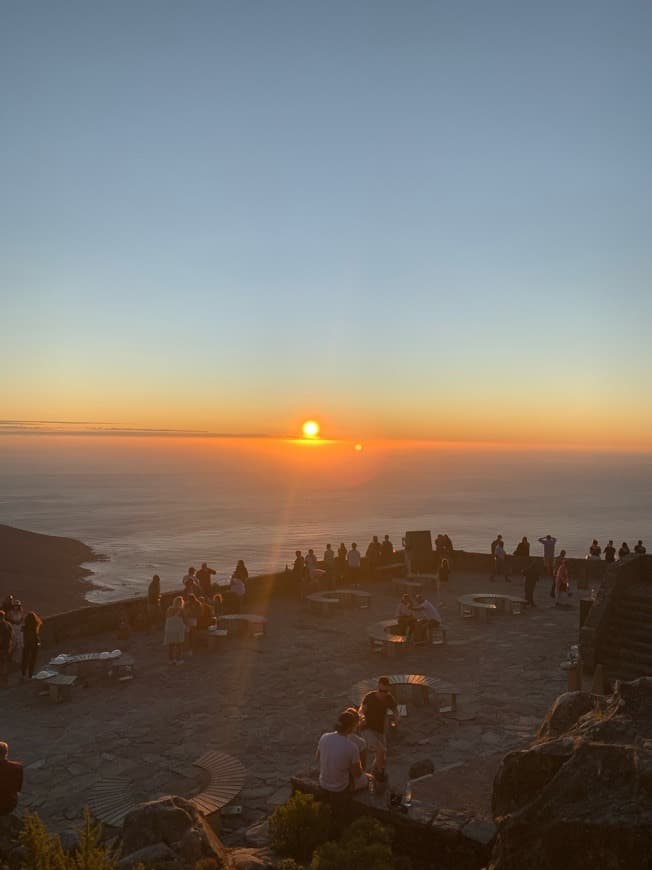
[2,1,651,444]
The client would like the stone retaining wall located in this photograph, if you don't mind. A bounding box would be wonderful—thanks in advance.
[291,773,495,870]
[40,549,603,648]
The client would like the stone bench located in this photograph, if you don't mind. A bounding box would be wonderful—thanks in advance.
[457,593,527,622]
[367,619,448,656]
[367,620,411,657]
[217,613,267,637]
[305,591,343,616]
[307,589,372,616]
[352,673,459,714]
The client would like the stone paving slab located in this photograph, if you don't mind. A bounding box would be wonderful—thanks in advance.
[2,569,578,831]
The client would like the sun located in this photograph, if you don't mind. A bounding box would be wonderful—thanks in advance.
[302,420,320,439]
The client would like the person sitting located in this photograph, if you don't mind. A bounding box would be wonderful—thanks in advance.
[0,742,23,815]
[618,542,631,560]
[343,707,372,790]
[395,594,415,636]
[316,710,363,811]
[634,540,647,555]
[411,593,442,644]
[212,593,224,619]
[233,560,249,581]
[229,574,246,613]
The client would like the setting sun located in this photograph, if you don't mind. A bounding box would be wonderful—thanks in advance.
[302,420,320,439]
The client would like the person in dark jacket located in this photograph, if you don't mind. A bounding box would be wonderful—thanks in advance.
[522,561,540,607]
[21,611,42,679]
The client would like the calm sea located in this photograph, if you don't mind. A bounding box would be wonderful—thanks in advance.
[1,439,650,602]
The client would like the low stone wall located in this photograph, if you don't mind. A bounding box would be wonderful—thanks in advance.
[40,548,604,648]
[291,773,495,870]
[40,569,293,648]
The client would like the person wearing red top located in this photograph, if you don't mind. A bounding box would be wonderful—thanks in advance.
[0,742,23,815]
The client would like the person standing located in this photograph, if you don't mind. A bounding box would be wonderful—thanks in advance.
[365,536,381,581]
[292,551,305,598]
[381,535,394,564]
[147,574,162,631]
[336,544,347,585]
[513,537,530,575]
[316,710,362,810]
[164,596,186,665]
[0,612,13,688]
[196,562,216,598]
[347,543,361,585]
[604,540,616,564]
[0,742,23,815]
[438,557,450,588]
[20,611,42,680]
[538,535,558,577]
[323,543,335,587]
[634,540,647,554]
[491,538,510,581]
[554,552,570,606]
[522,560,540,607]
[618,542,631,559]
[360,676,398,782]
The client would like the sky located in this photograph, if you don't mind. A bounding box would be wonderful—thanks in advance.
[2,1,651,448]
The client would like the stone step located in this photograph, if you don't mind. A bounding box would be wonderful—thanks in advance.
[601,635,652,657]
[607,618,652,643]
[599,645,652,674]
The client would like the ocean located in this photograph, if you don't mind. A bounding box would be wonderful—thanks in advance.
[1,437,651,602]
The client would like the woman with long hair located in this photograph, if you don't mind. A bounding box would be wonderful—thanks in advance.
[21,611,42,679]
[164,596,186,665]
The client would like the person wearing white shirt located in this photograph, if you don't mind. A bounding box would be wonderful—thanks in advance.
[347,543,361,584]
[412,594,441,644]
[316,710,362,809]
[229,576,246,613]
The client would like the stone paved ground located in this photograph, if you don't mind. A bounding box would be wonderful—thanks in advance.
[2,570,581,839]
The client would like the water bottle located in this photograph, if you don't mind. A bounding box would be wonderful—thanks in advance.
[402,779,412,808]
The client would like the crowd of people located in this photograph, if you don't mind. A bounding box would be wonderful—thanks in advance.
[0,595,43,687]
[147,560,250,665]
[290,535,397,594]
[488,534,647,608]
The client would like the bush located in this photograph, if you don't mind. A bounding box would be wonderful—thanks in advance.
[310,816,394,870]
[18,809,119,870]
[269,792,331,862]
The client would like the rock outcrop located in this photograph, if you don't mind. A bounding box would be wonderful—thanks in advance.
[120,796,230,868]
[489,677,652,870]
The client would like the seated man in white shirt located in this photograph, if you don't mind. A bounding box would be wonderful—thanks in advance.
[411,593,442,644]
[316,710,363,810]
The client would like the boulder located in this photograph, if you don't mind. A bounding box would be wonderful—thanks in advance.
[489,678,652,870]
[535,691,596,740]
[120,796,229,868]
[118,841,181,869]
[244,818,271,848]
[229,847,275,869]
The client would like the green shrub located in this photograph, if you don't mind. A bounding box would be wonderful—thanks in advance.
[310,816,394,870]
[269,792,331,862]
[18,809,119,870]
